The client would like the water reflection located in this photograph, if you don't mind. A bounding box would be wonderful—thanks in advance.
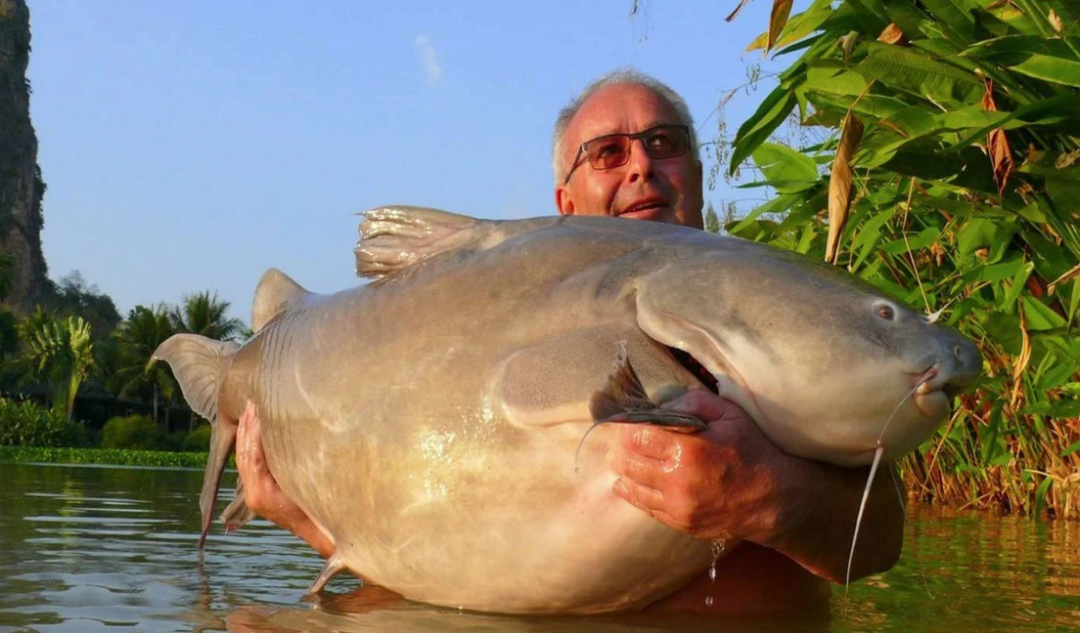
[0,462,1078,632]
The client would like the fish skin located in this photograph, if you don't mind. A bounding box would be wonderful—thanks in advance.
[154,207,981,614]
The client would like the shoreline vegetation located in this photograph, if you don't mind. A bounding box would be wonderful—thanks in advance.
[0,445,216,469]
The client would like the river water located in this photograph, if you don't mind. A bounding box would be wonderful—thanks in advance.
[0,461,1077,632]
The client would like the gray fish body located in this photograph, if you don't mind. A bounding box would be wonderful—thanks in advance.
[159,208,980,614]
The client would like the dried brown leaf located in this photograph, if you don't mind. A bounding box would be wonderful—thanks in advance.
[1010,308,1031,410]
[1056,149,1080,169]
[982,80,1013,198]
[766,0,794,53]
[825,114,864,264]
[988,128,1014,198]
[726,0,754,22]
[877,23,907,45]
[1049,9,1063,33]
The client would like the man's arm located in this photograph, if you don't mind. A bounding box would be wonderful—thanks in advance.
[609,389,904,583]
[235,401,336,559]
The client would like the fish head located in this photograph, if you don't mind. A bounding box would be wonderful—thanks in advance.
[633,239,982,467]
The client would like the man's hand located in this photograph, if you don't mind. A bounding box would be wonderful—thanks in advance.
[235,401,335,558]
[608,389,904,583]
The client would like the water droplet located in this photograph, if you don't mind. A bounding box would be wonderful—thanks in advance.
[708,540,726,583]
[705,596,714,606]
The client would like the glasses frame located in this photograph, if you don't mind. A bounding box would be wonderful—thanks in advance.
[562,124,691,185]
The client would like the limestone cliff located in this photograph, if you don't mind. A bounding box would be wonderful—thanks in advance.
[0,0,47,314]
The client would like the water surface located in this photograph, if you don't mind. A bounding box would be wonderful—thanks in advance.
[1,462,1077,632]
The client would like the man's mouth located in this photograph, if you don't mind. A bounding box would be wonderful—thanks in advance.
[617,198,669,220]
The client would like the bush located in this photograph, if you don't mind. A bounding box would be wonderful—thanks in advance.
[0,397,86,447]
[182,424,212,452]
[100,415,169,451]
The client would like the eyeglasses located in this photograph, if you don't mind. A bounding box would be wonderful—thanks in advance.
[563,124,691,185]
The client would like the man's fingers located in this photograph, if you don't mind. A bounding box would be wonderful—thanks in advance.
[611,449,668,491]
[618,425,680,461]
[613,476,664,512]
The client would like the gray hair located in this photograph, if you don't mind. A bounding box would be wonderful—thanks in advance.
[552,69,699,186]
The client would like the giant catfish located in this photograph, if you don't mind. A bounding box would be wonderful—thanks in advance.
[153,206,981,614]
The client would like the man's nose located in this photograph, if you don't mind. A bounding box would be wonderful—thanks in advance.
[625,138,656,183]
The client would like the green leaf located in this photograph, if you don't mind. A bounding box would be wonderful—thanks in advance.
[878,226,941,254]
[730,194,801,235]
[751,142,821,193]
[856,41,982,106]
[1033,475,1053,516]
[803,91,911,122]
[1023,296,1067,330]
[852,206,898,268]
[1047,398,1080,419]
[1001,260,1035,309]
[1068,277,1080,327]
[979,401,1006,465]
[804,66,871,96]
[981,310,1023,354]
[958,256,1027,285]
[962,35,1080,87]
[881,0,930,39]
[730,86,799,175]
[919,0,976,43]
[951,95,1080,150]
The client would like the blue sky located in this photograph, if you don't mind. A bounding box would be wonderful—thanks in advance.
[27,0,801,324]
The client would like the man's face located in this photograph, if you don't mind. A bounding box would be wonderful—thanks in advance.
[555,83,704,229]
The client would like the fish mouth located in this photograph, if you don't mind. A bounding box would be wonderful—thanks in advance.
[667,347,720,395]
[911,364,951,420]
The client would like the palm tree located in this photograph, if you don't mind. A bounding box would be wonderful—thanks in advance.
[169,291,244,341]
[18,309,95,421]
[110,305,177,428]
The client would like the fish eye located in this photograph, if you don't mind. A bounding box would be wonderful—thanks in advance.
[876,303,896,321]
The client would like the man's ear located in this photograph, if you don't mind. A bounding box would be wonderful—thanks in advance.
[555,186,576,216]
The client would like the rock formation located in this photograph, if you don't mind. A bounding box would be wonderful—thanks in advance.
[0,0,47,314]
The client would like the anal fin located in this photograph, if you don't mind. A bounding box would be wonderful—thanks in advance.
[307,552,348,595]
[220,480,258,533]
[198,418,237,549]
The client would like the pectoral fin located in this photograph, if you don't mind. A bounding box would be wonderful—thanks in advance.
[590,341,707,431]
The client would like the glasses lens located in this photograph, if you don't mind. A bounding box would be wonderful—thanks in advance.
[643,126,688,159]
[585,136,631,170]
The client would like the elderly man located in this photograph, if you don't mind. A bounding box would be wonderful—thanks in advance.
[551,70,904,608]
[236,70,904,613]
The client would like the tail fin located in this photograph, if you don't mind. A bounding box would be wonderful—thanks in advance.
[152,334,240,549]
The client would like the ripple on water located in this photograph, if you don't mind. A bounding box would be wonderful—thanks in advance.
[2,462,1080,633]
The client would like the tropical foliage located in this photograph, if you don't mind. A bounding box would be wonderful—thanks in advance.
[724,0,1080,517]
[109,304,177,427]
[0,396,85,447]
[100,414,169,451]
[16,309,94,421]
[169,291,245,341]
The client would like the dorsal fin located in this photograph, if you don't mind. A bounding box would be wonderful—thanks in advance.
[355,205,490,278]
[251,268,310,331]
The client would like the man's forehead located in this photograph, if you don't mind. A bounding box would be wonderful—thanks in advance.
[566,83,681,146]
